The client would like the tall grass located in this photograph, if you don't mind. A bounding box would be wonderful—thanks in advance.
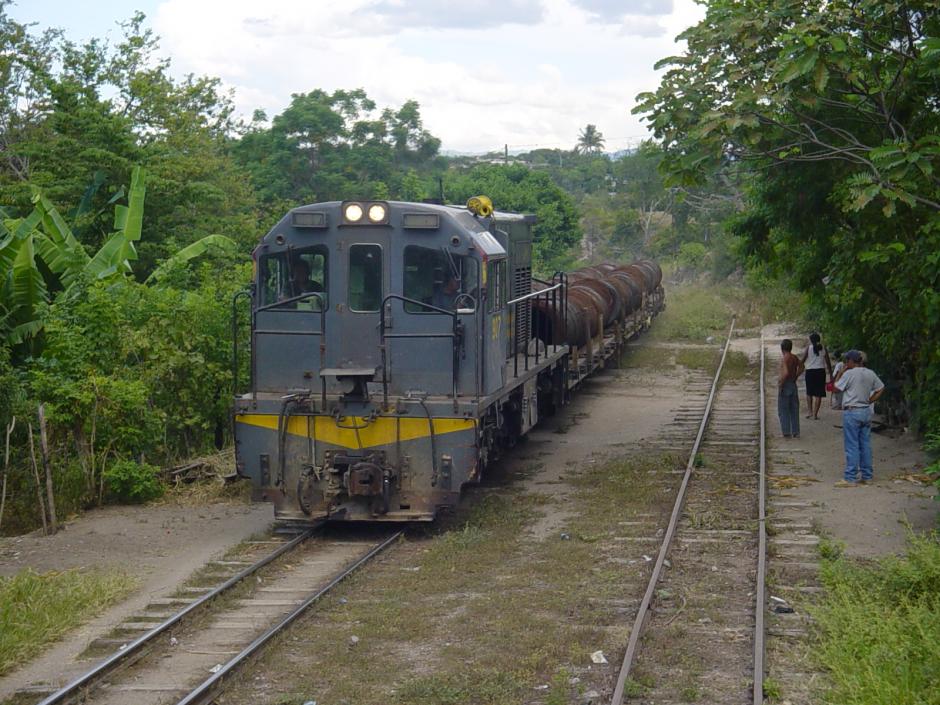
[649,277,809,343]
[0,568,137,675]
[813,533,940,705]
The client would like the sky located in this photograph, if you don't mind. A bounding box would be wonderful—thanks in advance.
[9,0,705,154]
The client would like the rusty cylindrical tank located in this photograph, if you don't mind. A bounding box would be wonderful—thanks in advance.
[603,273,637,316]
[636,259,663,289]
[532,281,602,347]
[570,279,621,327]
[618,263,653,293]
[607,271,641,313]
[532,258,662,345]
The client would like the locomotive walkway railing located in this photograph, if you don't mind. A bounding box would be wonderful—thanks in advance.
[508,274,567,378]
[379,294,463,410]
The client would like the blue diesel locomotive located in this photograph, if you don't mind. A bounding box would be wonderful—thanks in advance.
[233,198,663,523]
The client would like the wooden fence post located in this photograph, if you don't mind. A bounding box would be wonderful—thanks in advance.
[0,416,15,531]
[27,422,48,535]
[38,404,57,534]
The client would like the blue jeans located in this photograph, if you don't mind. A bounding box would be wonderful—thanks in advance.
[778,380,800,437]
[843,407,873,482]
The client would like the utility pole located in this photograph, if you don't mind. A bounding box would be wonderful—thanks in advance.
[505,144,509,164]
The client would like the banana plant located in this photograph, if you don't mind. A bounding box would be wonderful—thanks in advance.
[0,167,233,346]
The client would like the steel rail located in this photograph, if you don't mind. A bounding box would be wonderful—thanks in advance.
[36,526,320,705]
[753,328,768,703]
[610,316,737,705]
[174,530,403,705]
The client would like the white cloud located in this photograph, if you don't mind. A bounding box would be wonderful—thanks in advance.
[573,0,673,20]
[364,0,545,30]
[153,0,704,152]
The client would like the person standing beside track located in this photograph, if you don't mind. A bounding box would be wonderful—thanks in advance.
[777,339,804,438]
[801,332,832,420]
[833,350,885,487]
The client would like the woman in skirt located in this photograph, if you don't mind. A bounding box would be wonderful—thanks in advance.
[801,332,832,419]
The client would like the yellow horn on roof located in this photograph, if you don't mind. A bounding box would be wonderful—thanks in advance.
[467,195,494,217]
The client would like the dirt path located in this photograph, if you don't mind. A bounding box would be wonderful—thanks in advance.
[0,499,273,700]
[758,325,936,557]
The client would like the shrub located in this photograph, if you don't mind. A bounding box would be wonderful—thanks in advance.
[104,460,164,503]
[678,241,709,270]
[813,533,940,705]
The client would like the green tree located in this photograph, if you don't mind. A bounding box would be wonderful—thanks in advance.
[636,0,940,429]
[613,142,674,246]
[0,167,232,347]
[446,164,582,272]
[233,89,441,209]
[576,124,605,154]
[0,9,258,271]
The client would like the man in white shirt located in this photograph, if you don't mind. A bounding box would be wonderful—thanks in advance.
[834,350,885,486]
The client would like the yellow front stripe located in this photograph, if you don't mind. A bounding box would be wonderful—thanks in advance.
[235,414,475,450]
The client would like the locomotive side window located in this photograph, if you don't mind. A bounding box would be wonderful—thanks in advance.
[258,246,328,310]
[349,244,382,312]
[486,259,505,312]
[259,254,283,307]
[403,246,477,312]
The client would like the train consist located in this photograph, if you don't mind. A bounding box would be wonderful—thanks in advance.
[232,198,664,523]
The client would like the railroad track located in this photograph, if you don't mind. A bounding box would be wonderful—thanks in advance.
[22,526,401,705]
[610,319,770,704]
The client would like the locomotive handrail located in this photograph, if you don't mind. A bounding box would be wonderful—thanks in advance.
[379,294,462,410]
[231,289,252,396]
[507,281,562,306]
[253,292,327,405]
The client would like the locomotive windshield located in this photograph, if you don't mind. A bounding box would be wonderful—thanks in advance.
[258,245,328,309]
[403,245,478,312]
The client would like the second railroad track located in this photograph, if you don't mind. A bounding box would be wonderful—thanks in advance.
[611,318,769,704]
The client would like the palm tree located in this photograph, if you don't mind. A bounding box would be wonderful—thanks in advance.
[576,124,606,154]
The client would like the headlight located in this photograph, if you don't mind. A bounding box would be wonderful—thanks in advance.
[368,203,387,223]
[344,203,364,222]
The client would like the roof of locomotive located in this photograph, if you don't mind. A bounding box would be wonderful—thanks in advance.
[259,200,535,247]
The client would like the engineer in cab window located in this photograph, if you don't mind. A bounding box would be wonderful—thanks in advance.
[289,258,324,309]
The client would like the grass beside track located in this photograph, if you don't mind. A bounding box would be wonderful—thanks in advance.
[647,278,802,343]
[811,533,940,705]
[0,568,137,676]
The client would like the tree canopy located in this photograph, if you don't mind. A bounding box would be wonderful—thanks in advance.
[0,6,258,272]
[636,0,940,429]
[446,164,583,273]
[232,90,443,211]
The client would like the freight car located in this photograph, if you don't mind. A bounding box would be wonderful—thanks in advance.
[232,197,664,523]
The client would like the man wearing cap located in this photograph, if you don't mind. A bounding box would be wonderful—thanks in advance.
[833,350,885,486]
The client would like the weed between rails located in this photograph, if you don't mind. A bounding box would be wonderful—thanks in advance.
[0,568,137,675]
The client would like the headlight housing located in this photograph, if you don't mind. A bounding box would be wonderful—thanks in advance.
[341,201,390,225]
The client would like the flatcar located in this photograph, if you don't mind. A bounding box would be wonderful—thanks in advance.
[232,197,664,523]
